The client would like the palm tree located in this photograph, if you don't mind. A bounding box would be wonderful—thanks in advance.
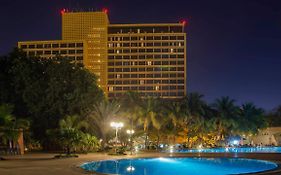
[181,93,206,147]
[88,100,121,149]
[0,104,29,152]
[59,115,88,130]
[58,115,88,155]
[211,96,239,142]
[165,101,186,144]
[137,97,161,148]
[238,103,266,135]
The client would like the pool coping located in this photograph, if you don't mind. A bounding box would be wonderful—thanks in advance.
[77,153,281,175]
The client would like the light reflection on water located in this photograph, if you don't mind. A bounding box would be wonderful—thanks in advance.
[81,157,277,175]
[176,146,281,153]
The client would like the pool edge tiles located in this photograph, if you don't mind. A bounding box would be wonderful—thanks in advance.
[80,157,278,175]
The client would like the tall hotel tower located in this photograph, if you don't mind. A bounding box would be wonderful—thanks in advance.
[18,10,187,98]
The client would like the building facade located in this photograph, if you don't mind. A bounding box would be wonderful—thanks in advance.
[18,11,186,98]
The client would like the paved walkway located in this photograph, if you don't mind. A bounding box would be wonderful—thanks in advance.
[0,152,281,175]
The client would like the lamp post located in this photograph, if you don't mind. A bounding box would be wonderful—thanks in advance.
[127,129,134,155]
[110,122,124,143]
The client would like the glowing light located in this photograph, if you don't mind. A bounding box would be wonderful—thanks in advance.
[169,146,174,153]
[110,122,124,128]
[233,140,239,145]
[60,8,66,15]
[180,19,187,26]
[126,166,135,172]
[159,157,176,162]
[134,146,139,152]
[102,8,109,14]
[127,129,135,134]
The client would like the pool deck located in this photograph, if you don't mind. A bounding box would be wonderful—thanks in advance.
[1,152,281,175]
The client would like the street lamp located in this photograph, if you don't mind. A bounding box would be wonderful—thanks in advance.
[126,129,135,155]
[110,122,124,143]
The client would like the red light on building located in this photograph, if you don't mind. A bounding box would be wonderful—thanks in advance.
[60,8,66,15]
[102,8,109,14]
[180,19,187,26]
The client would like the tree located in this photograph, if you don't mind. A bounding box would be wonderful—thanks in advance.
[211,96,239,142]
[137,97,161,148]
[2,49,103,149]
[237,103,267,135]
[88,100,121,149]
[266,105,281,127]
[165,101,185,145]
[182,93,207,147]
[0,104,29,151]
[47,115,89,155]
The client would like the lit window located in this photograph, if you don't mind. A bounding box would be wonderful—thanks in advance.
[137,29,140,33]
[179,42,181,47]
[155,86,160,91]
[171,48,174,53]
[116,50,119,54]
[140,80,144,85]
[109,86,113,92]
[117,74,121,79]
[117,43,120,47]
[141,43,144,47]
[147,61,152,65]
[98,78,101,82]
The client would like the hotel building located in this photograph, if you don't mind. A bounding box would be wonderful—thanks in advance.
[18,10,186,98]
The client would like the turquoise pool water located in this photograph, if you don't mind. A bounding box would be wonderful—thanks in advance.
[81,157,278,175]
[174,146,281,153]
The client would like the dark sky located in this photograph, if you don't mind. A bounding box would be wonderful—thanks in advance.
[1,0,281,110]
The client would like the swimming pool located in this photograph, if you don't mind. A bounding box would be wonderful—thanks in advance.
[174,146,281,153]
[81,157,278,175]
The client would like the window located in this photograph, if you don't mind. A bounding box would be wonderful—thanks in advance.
[44,51,51,55]
[28,45,35,49]
[76,56,83,60]
[69,50,75,54]
[36,44,43,48]
[147,61,152,66]
[76,43,83,47]
[61,50,67,54]
[69,43,75,47]
[76,50,83,54]
[155,86,160,91]
[60,43,67,48]
[140,80,144,85]
[44,44,51,48]
[36,51,43,55]
[21,45,27,49]
[52,50,59,54]
[52,44,59,48]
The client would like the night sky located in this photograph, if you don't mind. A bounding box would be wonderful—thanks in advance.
[1,0,281,110]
